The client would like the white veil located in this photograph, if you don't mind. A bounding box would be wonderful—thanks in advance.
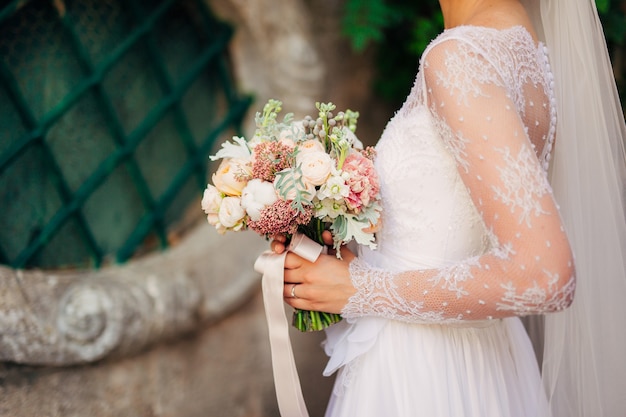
[521,0,626,416]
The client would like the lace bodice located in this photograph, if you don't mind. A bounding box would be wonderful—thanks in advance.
[342,26,575,323]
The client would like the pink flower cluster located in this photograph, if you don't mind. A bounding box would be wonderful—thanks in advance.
[247,199,313,236]
[251,141,295,182]
[342,153,380,213]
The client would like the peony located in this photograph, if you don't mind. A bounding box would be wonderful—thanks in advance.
[341,153,380,212]
[297,151,333,186]
[218,196,246,230]
[241,179,278,221]
[212,158,251,196]
[201,185,223,214]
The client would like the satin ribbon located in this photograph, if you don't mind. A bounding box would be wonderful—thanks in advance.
[254,233,324,417]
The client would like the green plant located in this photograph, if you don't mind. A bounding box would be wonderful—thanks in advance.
[341,0,626,105]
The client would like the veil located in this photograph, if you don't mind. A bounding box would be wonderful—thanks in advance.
[521,0,626,416]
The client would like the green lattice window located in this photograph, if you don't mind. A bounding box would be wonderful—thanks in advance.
[0,0,251,269]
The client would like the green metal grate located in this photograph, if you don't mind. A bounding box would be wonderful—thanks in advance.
[0,0,251,269]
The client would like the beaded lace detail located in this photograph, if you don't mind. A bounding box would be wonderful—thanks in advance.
[342,26,575,323]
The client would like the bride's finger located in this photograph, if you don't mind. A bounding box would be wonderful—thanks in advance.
[270,239,286,254]
[322,230,333,246]
[272,234,287,242]
[283,282,305,300]
[284,252,304,270]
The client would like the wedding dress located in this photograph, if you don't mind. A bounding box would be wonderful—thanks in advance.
[322,25,574,417]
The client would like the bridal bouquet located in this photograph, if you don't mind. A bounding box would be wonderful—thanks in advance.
[202,99,381,331]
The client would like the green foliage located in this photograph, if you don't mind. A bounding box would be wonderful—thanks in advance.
[341,0,402,52]
[596,0,626,100]
[341,0,626,105]
[599,1,626,45]
[341,0,442,103]
[597,0,611,13]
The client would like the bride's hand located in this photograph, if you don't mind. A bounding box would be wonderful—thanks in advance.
[282,231,357,314]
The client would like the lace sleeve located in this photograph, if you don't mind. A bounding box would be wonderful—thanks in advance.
[342,38,576,323]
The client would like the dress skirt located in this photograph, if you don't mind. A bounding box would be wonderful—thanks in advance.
[323,317,551,417]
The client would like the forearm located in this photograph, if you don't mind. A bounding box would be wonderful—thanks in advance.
[342,247,575,323]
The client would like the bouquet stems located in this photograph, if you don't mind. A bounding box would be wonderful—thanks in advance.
[292,309,343,332]
[291,219,343,332]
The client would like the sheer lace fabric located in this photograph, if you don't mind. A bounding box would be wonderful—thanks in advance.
[342,26,576,324]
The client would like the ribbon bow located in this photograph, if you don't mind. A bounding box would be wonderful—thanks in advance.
[254,233,324,417]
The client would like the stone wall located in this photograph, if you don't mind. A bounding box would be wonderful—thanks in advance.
[0,278,334,417]
[0,0,394,416]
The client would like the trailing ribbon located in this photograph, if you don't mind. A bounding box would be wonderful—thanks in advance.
[254,233,324,417]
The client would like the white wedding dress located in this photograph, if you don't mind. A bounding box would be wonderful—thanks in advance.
[322,25,576,417]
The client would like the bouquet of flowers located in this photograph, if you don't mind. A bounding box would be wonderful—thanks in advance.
[201,99,381,331]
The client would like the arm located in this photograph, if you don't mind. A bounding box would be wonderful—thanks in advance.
[341,39,575,323]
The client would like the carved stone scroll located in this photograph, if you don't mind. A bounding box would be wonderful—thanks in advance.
[0,226,267,365]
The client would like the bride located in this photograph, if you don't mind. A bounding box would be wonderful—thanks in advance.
[272,0,626,416]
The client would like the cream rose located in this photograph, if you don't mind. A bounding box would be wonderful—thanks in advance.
[297,139,325,155]
[297,151,333,186]
[201,185,223,214]
[218,196,246,230]
[241,179,278,221]
[212,158,250,196]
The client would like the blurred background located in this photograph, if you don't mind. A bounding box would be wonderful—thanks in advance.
[0,0,624,416]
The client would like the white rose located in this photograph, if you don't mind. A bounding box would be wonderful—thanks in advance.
[297,139,325,155]
[297,151,333,186]
[218,197,246,229]
[206,213,227,235]
[201,185,223,214]
[241,179,278,221]
[206,213,220,226]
